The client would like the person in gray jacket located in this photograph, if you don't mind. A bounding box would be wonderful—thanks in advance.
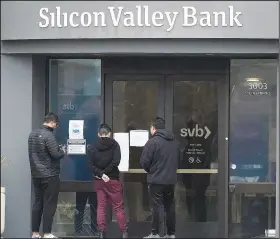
[28,113,65,238]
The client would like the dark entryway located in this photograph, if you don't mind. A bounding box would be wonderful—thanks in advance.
[103,57,229,238]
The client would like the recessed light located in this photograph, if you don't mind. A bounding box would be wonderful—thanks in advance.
[246,77,260,82]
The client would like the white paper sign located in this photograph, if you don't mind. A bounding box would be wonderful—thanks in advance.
[129,130,149,147]
[67,139,86,155]
[69,120,84,139]
[113,132,129,172]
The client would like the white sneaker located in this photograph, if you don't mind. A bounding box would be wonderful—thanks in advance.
[143,234,160,238]
[164,235,175,238]
[32,235,41,238]
[43,234,58,238]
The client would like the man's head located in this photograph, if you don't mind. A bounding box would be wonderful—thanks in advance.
[43,112,59,129]
[98,124,112,138]
[150,117,165,135]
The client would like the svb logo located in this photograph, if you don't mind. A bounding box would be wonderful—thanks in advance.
[180,124,211,139]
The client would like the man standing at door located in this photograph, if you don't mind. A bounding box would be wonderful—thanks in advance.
[28,113,65,238]
[140,117,180,238]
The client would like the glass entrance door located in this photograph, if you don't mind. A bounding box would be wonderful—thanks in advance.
[105,75,165,238]
[167,75,228,238]
[105,74,228,238]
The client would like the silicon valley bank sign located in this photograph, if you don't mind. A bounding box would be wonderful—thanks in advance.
[39,5,242,31]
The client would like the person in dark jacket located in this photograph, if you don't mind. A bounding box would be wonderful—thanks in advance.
[28,113,65,238]
[88,124,128,239]
[140,117,180,239]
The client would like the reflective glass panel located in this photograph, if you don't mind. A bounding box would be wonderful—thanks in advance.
[49,59,101,181]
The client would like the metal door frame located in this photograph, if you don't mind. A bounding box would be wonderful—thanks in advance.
[104,72,229,238]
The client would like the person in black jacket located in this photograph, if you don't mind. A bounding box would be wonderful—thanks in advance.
[140,117,180,239]
[88,124,128,239]
[28,113,65,238]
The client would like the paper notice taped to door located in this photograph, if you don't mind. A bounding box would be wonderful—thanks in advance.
[129,130,149,147]
[67,139,86,155]
[113,132,129,172]
[69,120,84,139]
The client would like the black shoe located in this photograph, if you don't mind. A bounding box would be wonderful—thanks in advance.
[99,232,106,239]
[122,232,128,238]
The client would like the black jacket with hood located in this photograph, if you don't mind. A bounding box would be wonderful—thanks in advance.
[88,137,121,180]
[140,130,180,185]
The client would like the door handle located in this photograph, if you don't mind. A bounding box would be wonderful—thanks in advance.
[229,184,236,193]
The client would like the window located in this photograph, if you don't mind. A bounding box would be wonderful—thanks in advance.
[52,192,98,237]
[229,59,277,238]
[49,59,101,181]
[230,59,277,183]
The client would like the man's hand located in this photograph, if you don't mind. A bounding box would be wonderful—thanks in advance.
[101,174,110,182]
[59,144,67,154]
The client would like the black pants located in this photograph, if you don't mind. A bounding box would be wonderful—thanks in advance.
[149,184,176,235]
[32,176,60,233]
[75,192,98,234]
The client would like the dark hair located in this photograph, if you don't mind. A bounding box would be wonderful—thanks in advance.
[98,123,112,135]
[44,112,59,124]
[151,117,165,130]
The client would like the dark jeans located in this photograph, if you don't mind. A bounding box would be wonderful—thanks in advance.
[32,175,60,233]
[75,192,98,234]
[94,180,127,232]
[149,184,176,235]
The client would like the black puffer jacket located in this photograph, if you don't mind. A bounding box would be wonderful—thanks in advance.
[140,130,180,185]
[28,126,65,178]
[88,137,121,179]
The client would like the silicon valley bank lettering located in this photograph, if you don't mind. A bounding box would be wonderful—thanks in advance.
[39,6,242,31]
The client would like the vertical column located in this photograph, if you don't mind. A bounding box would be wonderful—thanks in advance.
[0,55,33,237]
[276,54,280,238]
[32,56,47,128]
[276,3,280,237]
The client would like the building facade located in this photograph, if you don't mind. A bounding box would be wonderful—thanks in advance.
[1,1,279,238]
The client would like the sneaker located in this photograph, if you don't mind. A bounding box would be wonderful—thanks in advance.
[43,234,58,238]
[32,235,41,238]
[143,234,160,238]
[98,232,106,239]
[164,235,175,238]
[122,231,128,238]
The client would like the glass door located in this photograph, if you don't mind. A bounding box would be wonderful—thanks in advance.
[166,75,228,238]
[104,75,165,238]
[104,74,228,238]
